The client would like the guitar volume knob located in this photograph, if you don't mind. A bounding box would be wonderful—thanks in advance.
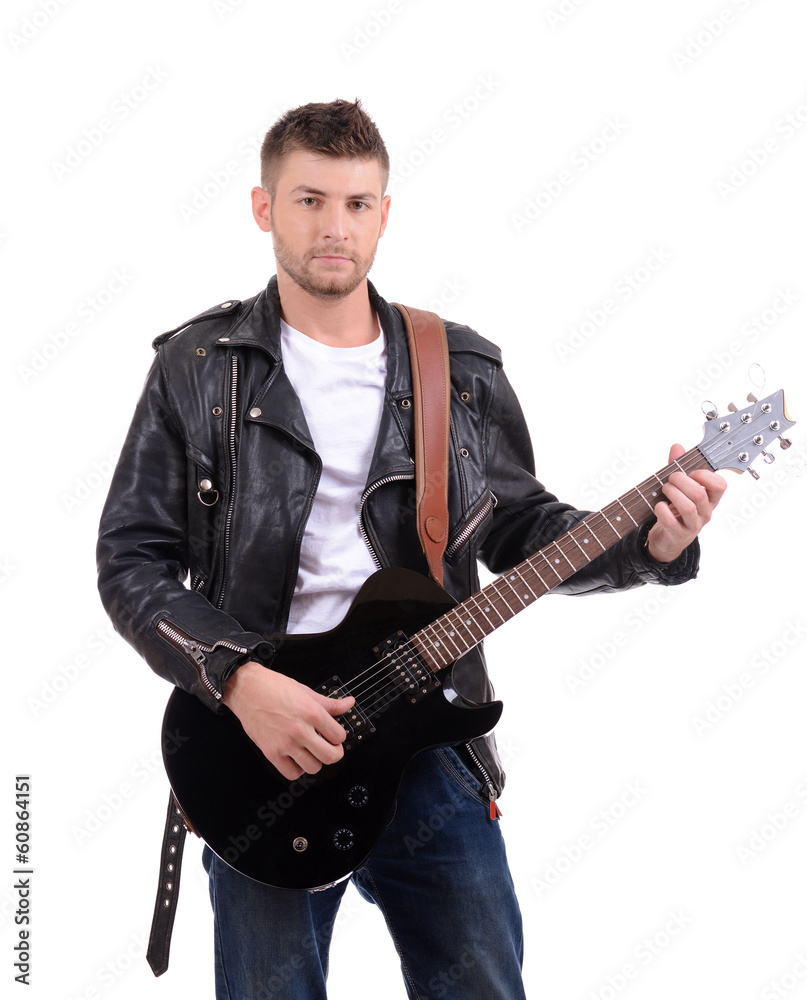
[333,828,355,851]
[348,785,369,808]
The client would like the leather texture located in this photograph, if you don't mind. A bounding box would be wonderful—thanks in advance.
[146,793,188,976]
[392,303,450,586]
[99,275,700,975]
[98,275,700,794]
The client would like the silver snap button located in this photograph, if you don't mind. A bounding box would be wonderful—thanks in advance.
[460,391,471,402]
[460,448,470,458]
[220,301,232,309]
[400,399,411,408]
[218,337,231,343]
[249,407,262,418]
[212,406,223,417]
[195,347,206,357]
[199,480,213,492]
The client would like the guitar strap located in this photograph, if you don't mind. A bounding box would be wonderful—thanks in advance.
[146,302,451,975]
[392,303,451,586]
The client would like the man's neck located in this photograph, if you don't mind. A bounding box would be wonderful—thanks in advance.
[276,272,379,348]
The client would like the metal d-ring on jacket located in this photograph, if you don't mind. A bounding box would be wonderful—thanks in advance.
[96,275,699,800]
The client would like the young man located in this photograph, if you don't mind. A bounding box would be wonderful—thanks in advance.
[97,100,726,998]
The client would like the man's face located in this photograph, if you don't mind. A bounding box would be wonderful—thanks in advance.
[257,150,390,299]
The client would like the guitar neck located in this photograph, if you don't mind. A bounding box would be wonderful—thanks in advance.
[412,445,712,671]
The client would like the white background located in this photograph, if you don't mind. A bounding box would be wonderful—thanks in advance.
[3,1,806,998]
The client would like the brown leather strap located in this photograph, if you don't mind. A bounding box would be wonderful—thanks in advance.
[146,791,188,976]
[393,304,450,586]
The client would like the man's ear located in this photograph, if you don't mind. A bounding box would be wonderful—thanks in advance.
[378,193,391,238]
[251,187,272,233]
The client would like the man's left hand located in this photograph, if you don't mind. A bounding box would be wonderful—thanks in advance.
[646,443,728,564]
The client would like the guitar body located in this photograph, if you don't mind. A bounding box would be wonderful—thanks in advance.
[162,567,503,889]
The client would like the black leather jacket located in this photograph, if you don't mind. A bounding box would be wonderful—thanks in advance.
[97,276,698,796]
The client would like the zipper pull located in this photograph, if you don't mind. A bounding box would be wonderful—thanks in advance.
[485,783,501,821]
[182,641,207,669]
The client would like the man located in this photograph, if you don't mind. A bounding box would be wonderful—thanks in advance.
[97,100,726,998]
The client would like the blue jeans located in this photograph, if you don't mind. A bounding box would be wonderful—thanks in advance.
[202,746,526,999]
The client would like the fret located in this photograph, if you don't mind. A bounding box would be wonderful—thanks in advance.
[471,597,496,630]
[633,484,657,516]
[512,566,538,602]
[410,445,713,665]
[568,531,590,563]
[616,497,638,527]
[582,521,607,552]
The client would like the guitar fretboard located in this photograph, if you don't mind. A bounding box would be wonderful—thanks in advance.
[411,446,711,671]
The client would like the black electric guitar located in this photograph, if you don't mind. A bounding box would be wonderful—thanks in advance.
[161,390,793,889]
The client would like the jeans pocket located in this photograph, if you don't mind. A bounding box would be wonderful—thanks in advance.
[435,746,488,806]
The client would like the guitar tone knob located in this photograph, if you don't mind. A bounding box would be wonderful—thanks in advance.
[333,829,355,851]
[347,785,369,808]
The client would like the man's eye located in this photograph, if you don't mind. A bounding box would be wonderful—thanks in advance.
[351,201,367,210]
[302,197,317,206]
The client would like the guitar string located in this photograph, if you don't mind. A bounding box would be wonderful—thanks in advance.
[348,449,712,717]
[345,434,765,719]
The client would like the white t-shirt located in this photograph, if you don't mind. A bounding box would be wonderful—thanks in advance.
[279,317,387,634]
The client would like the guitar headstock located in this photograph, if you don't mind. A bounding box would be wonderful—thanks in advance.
[698,390,795,477]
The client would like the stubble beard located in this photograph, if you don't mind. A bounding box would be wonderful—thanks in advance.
[271,224,377,301]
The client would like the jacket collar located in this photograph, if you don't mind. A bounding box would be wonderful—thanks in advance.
[221,275,411,394]
[220,275,415,478]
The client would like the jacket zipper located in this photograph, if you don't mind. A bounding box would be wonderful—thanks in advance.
[155,619,248,701]
[358,471,415,568]
[216,355,239,610]
[463,739,501,820]
[445,491,497,559]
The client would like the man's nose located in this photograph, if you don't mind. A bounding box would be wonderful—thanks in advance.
[320,204,349,243]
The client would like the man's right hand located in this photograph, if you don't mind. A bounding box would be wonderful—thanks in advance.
[222,660,355,781]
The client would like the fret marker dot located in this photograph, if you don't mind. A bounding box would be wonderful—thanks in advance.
[449,631,455,636]
[510,575,515,580]
[466,619,471,625]
[616,516,622,522]
[484,606,490,612]
[555,559,560,564]
[583,538,589,544]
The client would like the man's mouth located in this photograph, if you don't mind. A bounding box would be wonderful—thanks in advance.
[313,254,353,265]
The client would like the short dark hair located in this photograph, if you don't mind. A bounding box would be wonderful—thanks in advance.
[260,99,389,196]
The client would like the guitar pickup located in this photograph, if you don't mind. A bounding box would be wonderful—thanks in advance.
[373,632,441,704]
[319,676,375,750]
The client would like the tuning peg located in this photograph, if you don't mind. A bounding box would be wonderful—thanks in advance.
[704,408,718,421]
[728,402,738,413]
[746,467,760,480]
[747,393,758,403]
[779,436,792,450]
[761,450,775,464]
